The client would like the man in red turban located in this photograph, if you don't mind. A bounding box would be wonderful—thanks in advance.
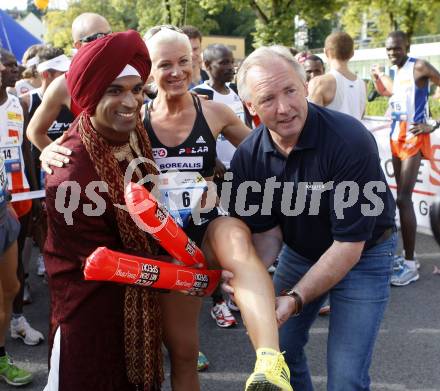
[43,31,163,391]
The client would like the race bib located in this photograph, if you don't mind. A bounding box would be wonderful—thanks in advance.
[0,137,21,173]
[158,171,207,228]
[389,95,408,122]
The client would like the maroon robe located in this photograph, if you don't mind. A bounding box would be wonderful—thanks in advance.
[45,124,140,390]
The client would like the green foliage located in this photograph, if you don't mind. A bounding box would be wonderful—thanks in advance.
[44,0,133,52]
[209,4,256,55]
[365,97,388,117]
[430,99,440,119]
[341,0,440,44]
[307,19,332,50]
[201,0,340,47]
[136,0,218,36]
[41,0,440,54]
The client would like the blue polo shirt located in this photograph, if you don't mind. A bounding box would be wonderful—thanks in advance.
[230,103,396,262]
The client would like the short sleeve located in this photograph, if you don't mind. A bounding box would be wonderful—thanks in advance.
[229,148,278,233]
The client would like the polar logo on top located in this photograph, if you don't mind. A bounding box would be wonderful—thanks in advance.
[178,146,208,155]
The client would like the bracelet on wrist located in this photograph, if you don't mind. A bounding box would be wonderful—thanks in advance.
[280,288,304,316]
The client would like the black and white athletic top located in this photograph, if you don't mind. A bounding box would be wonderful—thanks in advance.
[144,95,217,178]
[28,89,74,141]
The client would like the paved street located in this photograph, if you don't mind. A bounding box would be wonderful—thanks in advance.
[3,232,440,391]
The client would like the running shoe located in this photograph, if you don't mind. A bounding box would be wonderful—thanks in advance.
[197,352,209,371]
[226,296,240,312]
[393,255,404,272]
[211,300,237,328]
[10,316,44,346]
[245,348,292,391]
[394,254,420,271]
[391,263,419,286]
[0,354,33,386]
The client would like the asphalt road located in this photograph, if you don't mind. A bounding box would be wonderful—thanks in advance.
[4,232,440,391]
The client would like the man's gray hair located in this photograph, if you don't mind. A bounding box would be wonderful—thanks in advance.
[237,45,306,102]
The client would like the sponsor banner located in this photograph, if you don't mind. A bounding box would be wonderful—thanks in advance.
[363,116,440,235]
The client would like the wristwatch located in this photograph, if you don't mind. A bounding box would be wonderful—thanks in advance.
[427,119,440,132]
[280,288,304,316]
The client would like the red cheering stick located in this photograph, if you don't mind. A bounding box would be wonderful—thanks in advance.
[124,182,207,268]
[84,247,221,296]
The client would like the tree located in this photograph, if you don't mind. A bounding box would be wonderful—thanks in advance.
[209,4,256,54]
[44,0,137,52]
[307,19,332,50]
[200,0,340,47]
[44,0,220,52]
[136,0,218,36]
[341,0,440,45]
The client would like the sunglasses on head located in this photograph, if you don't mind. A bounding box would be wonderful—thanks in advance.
[79,31,112,44]
[144,25,183,41]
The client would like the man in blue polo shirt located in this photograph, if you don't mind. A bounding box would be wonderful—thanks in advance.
[231,46,397,391]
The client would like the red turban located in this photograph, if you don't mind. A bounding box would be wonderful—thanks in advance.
[67,30,151,115]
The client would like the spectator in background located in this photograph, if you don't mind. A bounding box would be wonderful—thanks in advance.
[15,44,44,96]
[0,49,43,347]
[295,50,311,65]
[372,31,440,286]
[181,25,209,89]
[308,32,366,121]
[20,46,73,280]
[0,55,34,388]
[303,55,325,83]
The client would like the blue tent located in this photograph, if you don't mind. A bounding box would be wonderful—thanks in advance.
[0,9,42,63]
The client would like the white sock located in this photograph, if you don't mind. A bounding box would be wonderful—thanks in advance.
[404,259,417,270]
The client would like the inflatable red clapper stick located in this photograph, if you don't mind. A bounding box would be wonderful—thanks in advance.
[84,247,220,295]
[84,183,220,295]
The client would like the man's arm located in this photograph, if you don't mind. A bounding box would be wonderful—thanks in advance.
[308,74,336,106]
[26,74,70,151]
[415,59,440,87]
[276,240,364,325]
[205,101,251,146]
[252,226,283,268]
[370,65,393,97]
[410,60,440,135]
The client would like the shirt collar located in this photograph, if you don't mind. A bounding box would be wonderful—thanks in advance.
[261,102,319,153]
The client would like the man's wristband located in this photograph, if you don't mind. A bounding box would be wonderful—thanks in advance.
[280,288,304,316]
